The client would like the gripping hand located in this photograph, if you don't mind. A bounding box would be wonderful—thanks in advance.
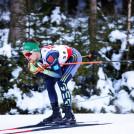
[28,61,45,74]
[28,61,61,78]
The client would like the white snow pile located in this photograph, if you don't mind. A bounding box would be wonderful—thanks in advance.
[4,84,50,114]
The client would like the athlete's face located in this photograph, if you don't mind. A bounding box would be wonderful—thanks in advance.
[23,51,40,62]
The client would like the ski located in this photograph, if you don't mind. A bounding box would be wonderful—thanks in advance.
[0,123,51,132]
[3,122,111,134]
[0,120,97,132]
[0,122,83,132]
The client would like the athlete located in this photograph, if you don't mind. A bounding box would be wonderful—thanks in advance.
[22,38,82,125]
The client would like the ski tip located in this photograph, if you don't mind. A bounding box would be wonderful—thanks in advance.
[0,127,18,131]
[4,129,31,134]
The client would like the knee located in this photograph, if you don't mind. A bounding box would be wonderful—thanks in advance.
[57,80,68,92]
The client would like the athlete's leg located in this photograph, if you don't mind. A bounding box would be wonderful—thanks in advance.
[38,77,62,125]
[57,48,82,125]
[45,77,58,104]
[57,48,82,105]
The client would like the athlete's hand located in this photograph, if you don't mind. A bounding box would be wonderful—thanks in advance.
[28,61,45,74]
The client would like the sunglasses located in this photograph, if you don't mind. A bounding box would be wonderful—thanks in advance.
[24,52,32,57]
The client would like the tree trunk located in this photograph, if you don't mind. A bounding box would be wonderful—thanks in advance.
[88,0,97,91]
[126,0,132,60]
[8,0,26,43]
[89,0,97,50]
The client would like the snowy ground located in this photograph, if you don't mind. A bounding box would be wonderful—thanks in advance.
[0,113,134,134]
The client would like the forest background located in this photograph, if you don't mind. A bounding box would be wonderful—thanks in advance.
[0,0,134,115]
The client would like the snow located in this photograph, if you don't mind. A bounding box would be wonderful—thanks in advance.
[121,71,134,90]
[111,53,121,70]
[42,16,49,23]
[51,7,66,25]
[108,30,128,70]
[109,30,126,43]
[1,20,134,114]
[0,114,134,134]
[3,80,76,114]
[0,43,11,58]
[11,67,23,79]
[73,68,134,113]
[0,29,11,58]
[115,90,134,113]
[5,85,50,112]
[129,37,134,45]
[1,3,134,120]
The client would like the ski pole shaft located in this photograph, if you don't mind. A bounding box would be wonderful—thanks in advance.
[44,61,102,67]
[102,59,134,63]
[59,61,103,66]
[44,59,134,67]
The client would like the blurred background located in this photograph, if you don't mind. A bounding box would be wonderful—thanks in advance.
[0,0,134,115]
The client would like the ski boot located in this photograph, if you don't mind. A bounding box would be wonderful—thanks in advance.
[37,103,62,125]
[57,105,76,125]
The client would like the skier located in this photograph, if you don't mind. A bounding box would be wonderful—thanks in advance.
[22,38,82,125]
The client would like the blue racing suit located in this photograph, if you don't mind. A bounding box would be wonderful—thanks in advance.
[29,46,82,106]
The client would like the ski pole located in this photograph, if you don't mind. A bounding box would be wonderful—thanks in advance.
[44,59,134,67]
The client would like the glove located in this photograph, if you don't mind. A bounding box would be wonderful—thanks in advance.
[28,61,45,74]
[28,61,61,78]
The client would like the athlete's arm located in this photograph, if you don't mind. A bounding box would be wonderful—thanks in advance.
[45,50,62,78]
